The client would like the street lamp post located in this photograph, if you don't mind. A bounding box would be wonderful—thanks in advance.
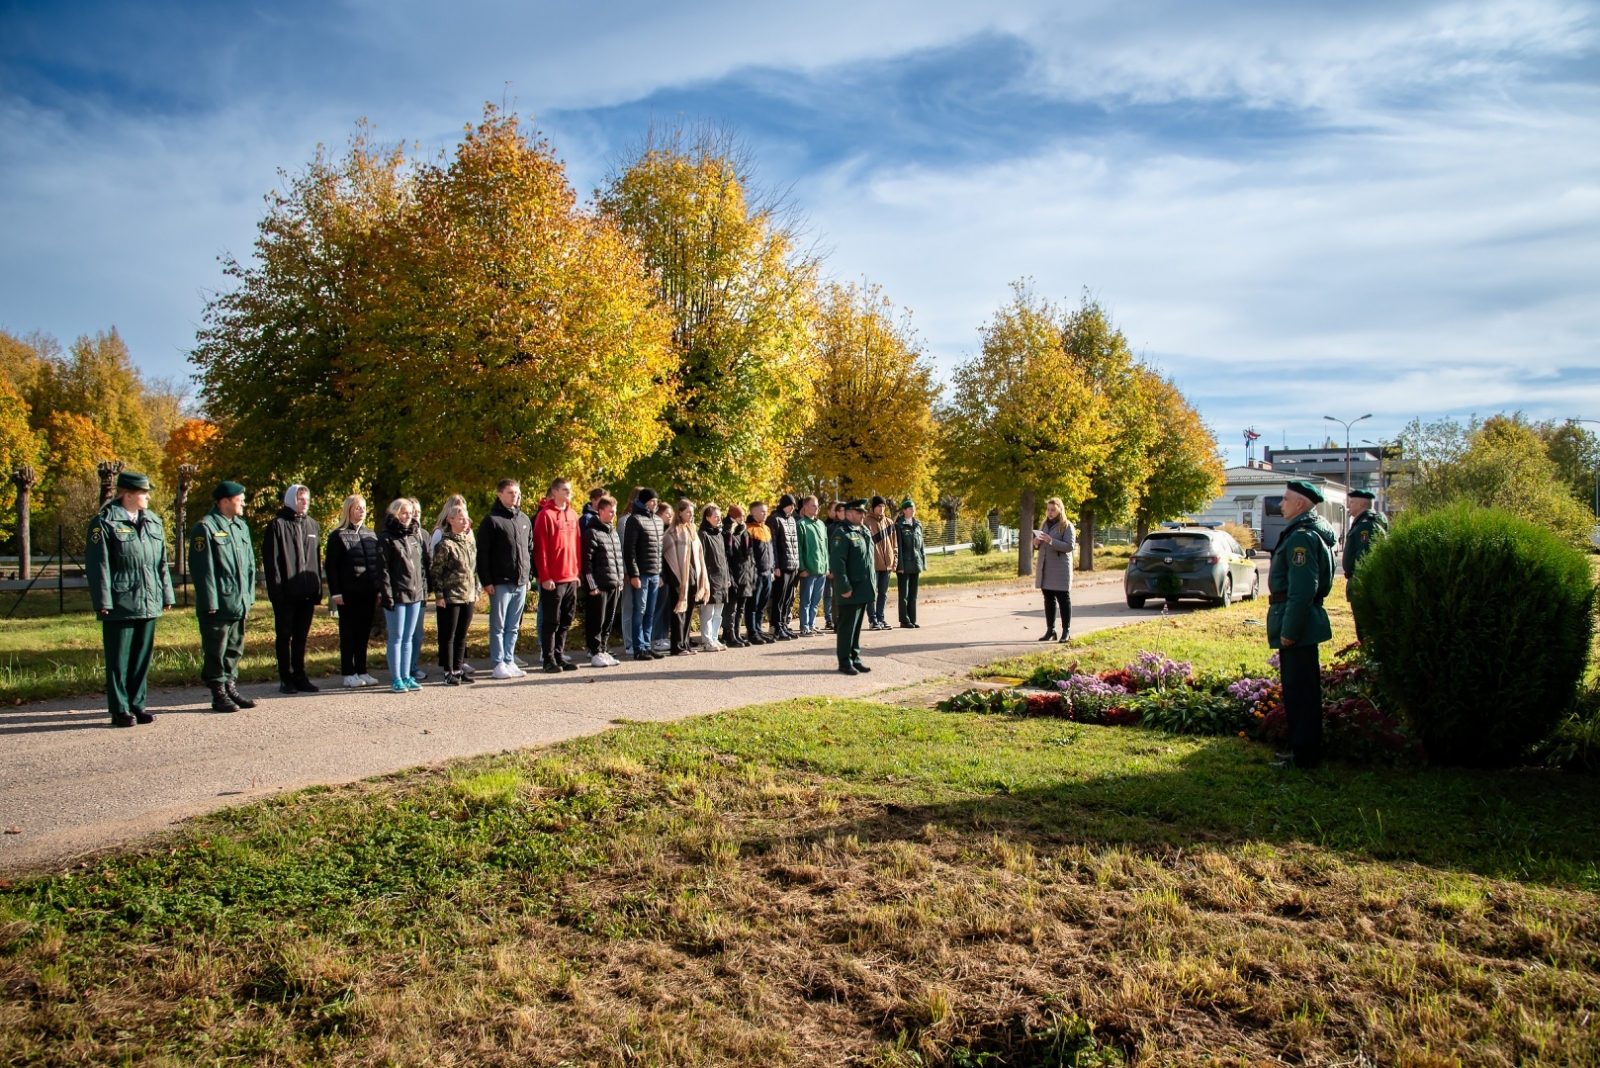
[1324,413,1372,535]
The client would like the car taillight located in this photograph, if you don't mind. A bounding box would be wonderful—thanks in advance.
[1202,555,1219,564]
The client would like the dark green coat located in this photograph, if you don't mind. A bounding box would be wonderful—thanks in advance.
[829,521,875,604]
[894,516,926,573]
[1341,509,1389,580]
[191,507,256,621]
[1267,512,1336,649]
[86,504,175,620]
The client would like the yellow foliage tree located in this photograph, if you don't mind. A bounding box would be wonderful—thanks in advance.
[0,377,43,546]
[599,124,820,500]
[1133,372,1225,538]
[786,281,939,505]
[31,329,159,475]
[160,418,222,489]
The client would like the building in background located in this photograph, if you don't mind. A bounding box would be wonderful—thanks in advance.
[1189,466,1348,552]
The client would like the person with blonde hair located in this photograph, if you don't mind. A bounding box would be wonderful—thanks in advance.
[1032,497,1076,642]
[428,499,479,684]
[430,494,467,550]
[405,497,430,681]
[662,498,710,655]
[379,497,429,691]
[325,494,382,687]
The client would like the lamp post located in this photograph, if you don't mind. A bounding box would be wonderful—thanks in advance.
[1324,413,1371,535]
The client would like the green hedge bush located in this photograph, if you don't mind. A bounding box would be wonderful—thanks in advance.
[1352,505,1596,766]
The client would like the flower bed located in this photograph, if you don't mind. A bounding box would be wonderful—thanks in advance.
[941,644,1425,764]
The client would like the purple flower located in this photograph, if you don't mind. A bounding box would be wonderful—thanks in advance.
[1227,677,1277,705]
[1127,650,1192,691]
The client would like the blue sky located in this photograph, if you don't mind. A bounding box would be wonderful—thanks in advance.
[3,0,1598,463]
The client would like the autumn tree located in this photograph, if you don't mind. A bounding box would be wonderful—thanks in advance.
[938,283,1109,577]
[0,377,42,547]
[599,124,819,501]
[1062,297,1156,571]
[194,108,673,512]
[1133,372,1225,540]
[1539,420,1600,517]
[786,281,939,504]
[30,329,160,475]
[160,418,222,489]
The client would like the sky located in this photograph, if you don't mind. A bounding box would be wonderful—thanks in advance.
[3,0,1598,464]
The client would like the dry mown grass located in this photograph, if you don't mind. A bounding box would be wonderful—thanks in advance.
[4,701,1600,1066]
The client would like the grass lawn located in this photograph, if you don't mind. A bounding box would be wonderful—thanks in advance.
[6,684,1600,1062]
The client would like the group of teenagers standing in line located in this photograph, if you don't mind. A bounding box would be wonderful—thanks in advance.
[84,469,938,724]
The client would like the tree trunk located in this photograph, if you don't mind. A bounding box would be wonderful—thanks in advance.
[12,466,36,580]
[97,460,124,507]
[1017,488,1036,578]
[1079,508,1096,572]
[1135,518,1149,546]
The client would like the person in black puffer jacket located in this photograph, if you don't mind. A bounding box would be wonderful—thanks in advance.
[262,484,324,694]
[698,503,730,651]
[581,494,624,665]
[767,493,800,640]
[622,488,665,661]
[325,494,383,686]
[477,479,533,677]
[379,499,430,690]
[722,505,754,647]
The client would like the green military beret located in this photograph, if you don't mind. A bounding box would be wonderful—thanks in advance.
[212,480,246,500]
[900,498,915,510]
[844,498,869,512]
[115,471,150,492]
[1284,479,1324,504]
[1349,489,1376,500]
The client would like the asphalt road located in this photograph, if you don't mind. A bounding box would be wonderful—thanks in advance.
[0,568,1252,871]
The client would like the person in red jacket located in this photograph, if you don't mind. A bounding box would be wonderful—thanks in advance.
[533,477,582,673]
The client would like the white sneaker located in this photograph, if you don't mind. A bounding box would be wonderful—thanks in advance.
[601,652,620,666]
[652,639,670,652]
[343,674,362,688]
[702,640,723,652]
[491,662,516,680]
[590,653,610,668]
[413,669,427,681]
[358,673,379,686]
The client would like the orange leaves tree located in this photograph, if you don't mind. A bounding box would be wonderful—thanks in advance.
[193,108,673,512]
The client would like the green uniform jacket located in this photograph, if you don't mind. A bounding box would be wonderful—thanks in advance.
[829,521,875,604]
[1267,512,1336,649]
[894,517,926,573]
[86,504,175,620]
[191,507,256,621]
[796,515,829,574]
[1341,509,1389,580]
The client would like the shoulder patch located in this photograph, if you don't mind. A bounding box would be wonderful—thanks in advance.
[193,535,207,553]
[1292,546,1307,566]
[89,526,102,543]
[1360,531,1369,543]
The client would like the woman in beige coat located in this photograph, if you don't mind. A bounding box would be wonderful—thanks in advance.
[662,498,710,656]
[1033,496,1075,642]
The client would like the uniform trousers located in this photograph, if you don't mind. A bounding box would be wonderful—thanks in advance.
[585,588,620,657]
[199,614,247,684]
[834,600,868,668]
[271,597,317,682]
[336,591,377,675]
[103,617,157,716]
[896,572,920,626]
[436,602,474,672]
[1279,643,1323,768]
[539,581,578,664]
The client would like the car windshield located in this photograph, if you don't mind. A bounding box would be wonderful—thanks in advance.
[1137,533,1213,555]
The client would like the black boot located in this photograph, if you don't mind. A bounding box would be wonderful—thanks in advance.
[292,675,319,693]
[132,708,155,724]
[111,711,135,728]
[1037,630,1057,642]
[226,682,258,709]
[209,682,239,714]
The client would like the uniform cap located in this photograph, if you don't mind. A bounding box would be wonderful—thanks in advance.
[900,498,914,510]
[1284,479,1324,504]
[115,471,150,492]
[844,498,869,512]
[1349,489,1376,500]
[212,480,246,500]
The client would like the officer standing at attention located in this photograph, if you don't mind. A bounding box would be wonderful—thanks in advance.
[893,499,926,629]
[829,499,875,676]
[87,471,175,727]
[192,481,258,713]
[1341,488,1388,642]
[1267,480,1337,769]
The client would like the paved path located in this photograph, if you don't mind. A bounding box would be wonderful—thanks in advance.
[0,571,1206,871]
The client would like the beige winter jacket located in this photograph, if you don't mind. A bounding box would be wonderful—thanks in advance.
[662,524,710,613]
[865,513,898,571]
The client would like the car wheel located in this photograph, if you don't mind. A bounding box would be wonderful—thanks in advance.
[1245,572,1259,601]
[1126,595,1146,609]
[1210,575,1232,609]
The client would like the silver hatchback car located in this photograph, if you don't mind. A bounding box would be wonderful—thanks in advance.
[1124,527,1260,609]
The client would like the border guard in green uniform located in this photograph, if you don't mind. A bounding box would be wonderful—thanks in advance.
[830,499,875,676]
[894,499,926,629]
[1266,480,1337,769]
[1341,489,1388,641]
[192,481,258,713]
[87,471,175,727]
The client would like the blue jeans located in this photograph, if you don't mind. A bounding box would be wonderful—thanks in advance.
[799,574,826,632]
[651,577,672,645]
[409,598,425,675]
[384,601,422,683]
[629,575,661,654]
[488,584,528,666]
[619,585,636,653]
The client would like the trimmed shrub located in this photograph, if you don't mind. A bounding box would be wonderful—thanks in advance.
[1352,504,1596,766]
[970,520,993,555]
